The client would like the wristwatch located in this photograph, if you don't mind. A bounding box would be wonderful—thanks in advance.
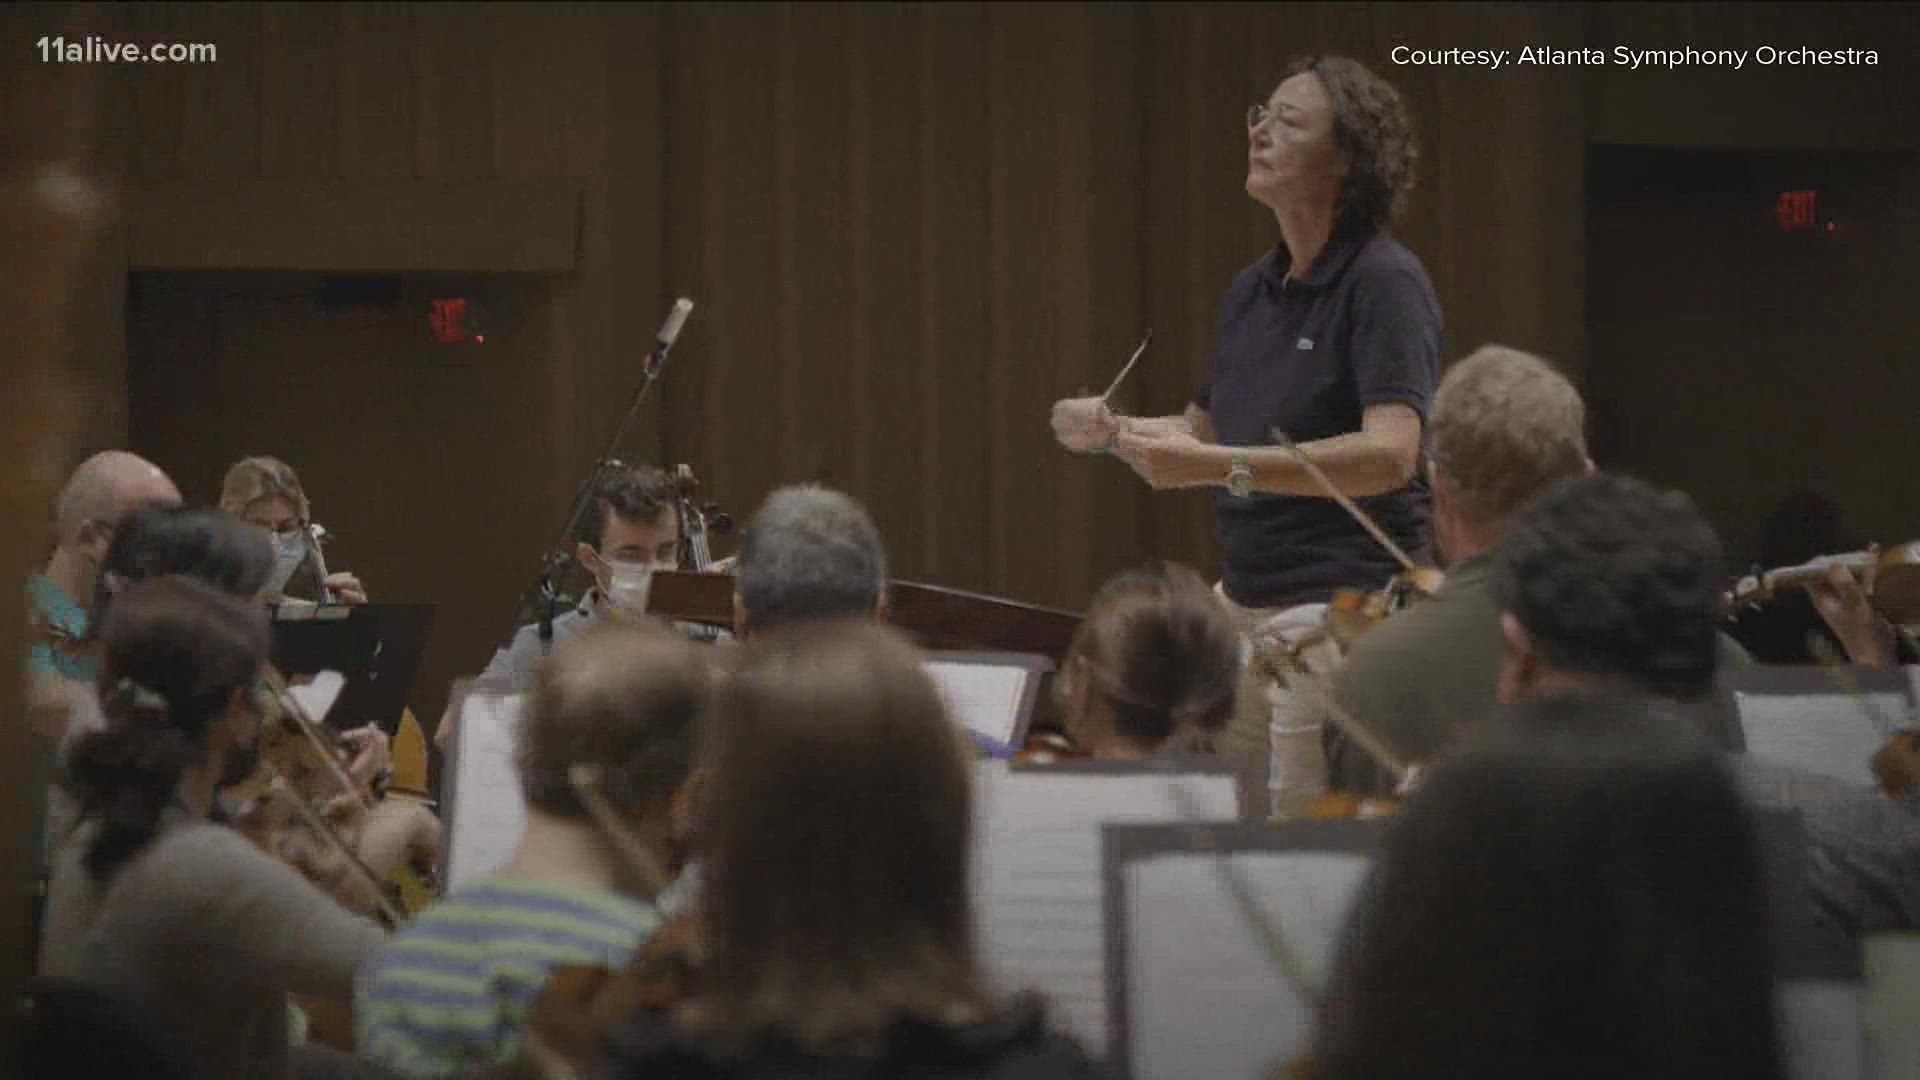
[1226,449,1254,498]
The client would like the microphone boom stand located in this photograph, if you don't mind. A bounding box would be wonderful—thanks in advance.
[505,342,679,657]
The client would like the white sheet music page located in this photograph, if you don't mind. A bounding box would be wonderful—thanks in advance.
[1124,850,1371,1080]
[446,690,529,890]
[1736,691,1906,788]
[925,660,1030,754]
[971,763,1239,1051]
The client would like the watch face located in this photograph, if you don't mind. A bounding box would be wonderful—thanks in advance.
[1228,471,1254,498]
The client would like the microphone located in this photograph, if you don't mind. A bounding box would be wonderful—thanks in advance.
[643,298,694,377]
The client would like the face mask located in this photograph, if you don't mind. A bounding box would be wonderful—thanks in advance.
[604,559,666,620]
[266,530,307,594]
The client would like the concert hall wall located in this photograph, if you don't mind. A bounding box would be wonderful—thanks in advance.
[57,2,1917,732]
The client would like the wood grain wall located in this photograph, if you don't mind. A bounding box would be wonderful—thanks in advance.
[62,2,1918,728]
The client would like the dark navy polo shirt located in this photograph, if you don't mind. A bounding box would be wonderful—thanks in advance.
[1194,225,1441,609]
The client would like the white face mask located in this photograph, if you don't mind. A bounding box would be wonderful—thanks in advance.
[603,558,669,620]
[266,530,308,594]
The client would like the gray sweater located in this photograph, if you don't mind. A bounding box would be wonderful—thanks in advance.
[41,814,388,1079]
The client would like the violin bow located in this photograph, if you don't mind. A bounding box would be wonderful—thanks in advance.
[1160,779,1319,1004]
[568,765,673,899]
[1268,428,1421,577]
[261,666,378,812]
[1281,663,1416,795]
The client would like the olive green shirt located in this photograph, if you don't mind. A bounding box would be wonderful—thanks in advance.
[1328,555,1750,796]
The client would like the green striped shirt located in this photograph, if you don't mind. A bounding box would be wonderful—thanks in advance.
[354,876,657,1077]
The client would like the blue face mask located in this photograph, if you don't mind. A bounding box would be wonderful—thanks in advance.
[266,530,308,594]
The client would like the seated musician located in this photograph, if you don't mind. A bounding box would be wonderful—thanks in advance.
[1327,345,1749,795]
[477,464,685,689]
[45,507,431,897]
[1055,562,1241,757]
[438,464,698,755]
[1490,473,1920,935]
[598,622,1106,1080]
[221,455,368,605]
[1304,702,1785,1080]
[40,576,390,1079]
[357,621,713,1077]
[25,452,180,889]
[730,483,888,638]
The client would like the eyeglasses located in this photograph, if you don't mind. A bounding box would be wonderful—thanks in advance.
[249,519,306,537]
[1247,102,1276,131]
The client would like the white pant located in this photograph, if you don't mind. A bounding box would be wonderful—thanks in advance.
[1214,585,1337,814]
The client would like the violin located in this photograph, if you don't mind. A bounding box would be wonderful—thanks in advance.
[483,766,705,1079]
[225,666,432,926]
[1724,540,1920,624]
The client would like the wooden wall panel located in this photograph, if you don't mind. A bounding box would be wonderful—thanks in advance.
[918,4,995,592]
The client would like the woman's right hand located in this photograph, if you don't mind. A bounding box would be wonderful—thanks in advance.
[1050,396,1120,452]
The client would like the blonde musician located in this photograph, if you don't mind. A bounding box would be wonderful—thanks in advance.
[220,455,368,606]
[41,576,388,1079]
[1050,55,1437,808]
[1055,562,1241,757]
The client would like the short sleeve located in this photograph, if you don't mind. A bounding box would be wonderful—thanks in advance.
[1347,268,1440,415]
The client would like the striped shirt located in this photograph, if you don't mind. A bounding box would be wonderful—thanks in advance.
[355,876,658,1077]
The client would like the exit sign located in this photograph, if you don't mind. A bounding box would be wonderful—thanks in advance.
[1774,190,1818,230]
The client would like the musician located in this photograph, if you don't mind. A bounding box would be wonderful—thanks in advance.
[1307,702,1785,1080]
[26,451,181,897]
[221,455,368,605]
[1050,55,1437,801]
[1055,562,1241,757]
[1491,473,1920,935]
[359,622,712,1077]
[44,507,432,910]
[730,484,888,638]
[477,463,683,689]
[1325,346,1763,796]
[40,576,389,1079]
[598,622,1105,1080]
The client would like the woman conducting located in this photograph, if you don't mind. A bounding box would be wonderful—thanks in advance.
[1051,55,1440,808]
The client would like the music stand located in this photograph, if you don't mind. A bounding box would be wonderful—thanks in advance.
[271,602,436,734]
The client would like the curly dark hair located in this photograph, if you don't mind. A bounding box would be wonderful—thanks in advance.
[574,463,678,550]
[1490,473,1725,700]
[1284,55,1418,231]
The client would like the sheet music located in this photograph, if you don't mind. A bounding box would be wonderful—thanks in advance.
[445,689,528,890]
[1776,981,1864,1080]
[971,764,1238,1050]
[1121,850,1371,1080]
[1736,690,1907,787]
[284,670,346,726]
[925,660,1032,753]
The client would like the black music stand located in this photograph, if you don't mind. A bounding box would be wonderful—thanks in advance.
[271,602,436,734]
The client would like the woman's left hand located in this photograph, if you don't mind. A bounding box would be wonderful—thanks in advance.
[1113,429,1217,490]
[323,572,368,605]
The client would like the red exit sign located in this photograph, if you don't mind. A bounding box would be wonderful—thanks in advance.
[1775,189,1817,230]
